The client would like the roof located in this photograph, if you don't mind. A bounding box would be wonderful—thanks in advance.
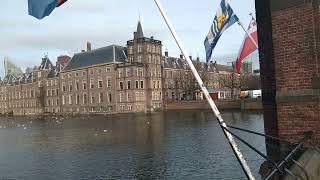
[63,45,127,71]
[136,21,144,38]
[38,56,54,70]
[1,72,35,85]
[162,56,233,73]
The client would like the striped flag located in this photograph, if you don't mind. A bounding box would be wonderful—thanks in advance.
[204,0,239,63]
[235,18,258,74]
[28,0,68,19]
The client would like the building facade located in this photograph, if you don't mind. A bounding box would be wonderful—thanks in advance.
[0,22,233,115]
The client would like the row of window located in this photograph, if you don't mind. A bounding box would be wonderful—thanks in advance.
[47,89,59,97]
[119,68,144,78]
[1,100,39,108]
[1,90,36,100]
[46,79,58,87]
[128,44,161,54]
[62,77,112,91]
[62,92,113,105]
[61,67,112,79]
[119,80,144,90]
[119,92,145,103]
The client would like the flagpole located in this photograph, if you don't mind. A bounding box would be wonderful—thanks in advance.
[237,20,258,48]
[153,0,255,179]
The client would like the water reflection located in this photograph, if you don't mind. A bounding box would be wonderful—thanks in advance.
[0,110,265,179]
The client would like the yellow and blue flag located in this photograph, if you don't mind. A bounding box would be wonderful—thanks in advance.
[204,0,239,63]
[28,0,68,19]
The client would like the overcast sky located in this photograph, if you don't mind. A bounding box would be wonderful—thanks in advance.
[0,0,257,77]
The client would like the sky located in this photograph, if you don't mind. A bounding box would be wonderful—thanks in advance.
[0,0,258,77]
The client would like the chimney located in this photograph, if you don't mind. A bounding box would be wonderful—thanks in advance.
[180,54,184,59]
[189,55,192,60]
[165,51,169,57]
[134,32,138,39]
[196,57,200,61]
[87,42,92,51]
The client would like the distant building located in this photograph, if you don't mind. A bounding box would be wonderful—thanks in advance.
[0,21,234,115]
[4,57,23,77]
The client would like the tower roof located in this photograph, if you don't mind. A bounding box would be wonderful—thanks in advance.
[136,21,144,38]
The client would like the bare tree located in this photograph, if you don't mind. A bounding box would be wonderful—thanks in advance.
[178,61,209,100]
[218,73,249,99]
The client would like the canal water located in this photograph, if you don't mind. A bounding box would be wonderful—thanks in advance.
[0,110,265,180]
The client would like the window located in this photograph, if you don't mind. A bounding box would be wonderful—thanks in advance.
[136,92,140,101]
[76,94,80,105]
[141,92,145,101]
[118,69,123,78]
[38,71,41,78]
[108,92,112,102]
[107,77,112,87]
[106,67,111,72]
[140,69,144,76]
[129,46,133,54]
[153,81,156,89]
[119,93,124,103]
[62,95,65,105]
[69,83,73,91]
[90,79,94,89]
[152,45,155,53]
[135,81,139,89]
[83,94,87,104]
[138,44,142,53]
[75,72,79,77]
[89,70,94,75]
[99,93,103,103]
[137,55,142,62]
[127,81,131,90]
[62,83,66,92]
[68,95,72,105]
[51,90,55,96]
[68,73,71,78]
[126,68,131,77]
[127,92,132,102]
[82,71,86,76]
[97,68,102,74]
[82,80,87,90]
[140,81,144,89]
[90,93,95,103]
[119,81,124,90]
[158,81,161,89]
[98,78,103,88]
[134,68,138,77]
[75,81,79,90]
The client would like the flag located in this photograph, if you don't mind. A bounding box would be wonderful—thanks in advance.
[235,18,258,74]
[28,0,68,19]
[204,0,239,63]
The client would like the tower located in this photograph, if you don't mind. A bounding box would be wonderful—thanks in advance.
[127,21,163,112]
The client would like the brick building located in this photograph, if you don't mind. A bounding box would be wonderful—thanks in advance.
[256,0,320,145]
[0,21,234,115]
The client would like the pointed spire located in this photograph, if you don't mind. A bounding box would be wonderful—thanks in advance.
[136,21,144,38]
